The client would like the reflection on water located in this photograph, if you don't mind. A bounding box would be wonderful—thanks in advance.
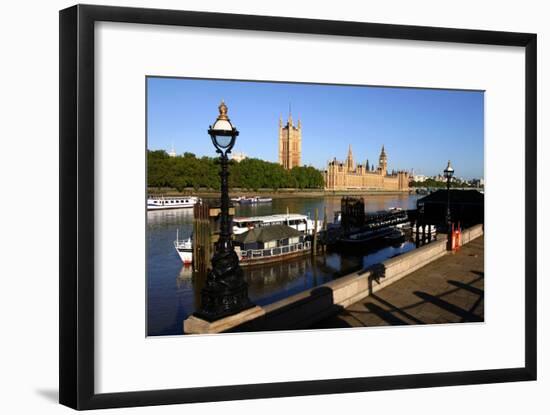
[147,194,420,336]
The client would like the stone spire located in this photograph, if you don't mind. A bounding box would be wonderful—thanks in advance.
[288,103,293,126]
[346,144,355,171]
[379,145,388,175]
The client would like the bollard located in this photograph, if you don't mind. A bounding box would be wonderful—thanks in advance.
[422,223,426,245]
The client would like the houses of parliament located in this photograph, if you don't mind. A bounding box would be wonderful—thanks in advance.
[278,114,410,191]
[324,145,409,191]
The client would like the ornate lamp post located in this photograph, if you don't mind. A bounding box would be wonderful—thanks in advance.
[443,160,455,237]
[194,101,253,322]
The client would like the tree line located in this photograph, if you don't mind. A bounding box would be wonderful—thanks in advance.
[410,178,480,188]
[147,150,325,191]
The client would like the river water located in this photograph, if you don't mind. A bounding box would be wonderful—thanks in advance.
[147,194,421,336]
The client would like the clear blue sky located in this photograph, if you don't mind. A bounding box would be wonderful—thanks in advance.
[147,77,484,179]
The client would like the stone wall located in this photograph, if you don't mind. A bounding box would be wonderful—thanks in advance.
[460,223,484,245]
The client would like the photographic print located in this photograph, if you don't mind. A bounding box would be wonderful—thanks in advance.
[146,77,485,336]
[59,6,536,408]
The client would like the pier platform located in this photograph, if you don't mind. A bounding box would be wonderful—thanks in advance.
[313,235,484,328]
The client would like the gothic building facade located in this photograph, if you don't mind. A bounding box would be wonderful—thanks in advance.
[278,114,302,169]
[324,145,410,191]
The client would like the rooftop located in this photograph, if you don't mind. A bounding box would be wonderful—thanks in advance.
[234,224,303,244]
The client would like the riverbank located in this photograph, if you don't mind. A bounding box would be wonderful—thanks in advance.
[148,187,414,198]
[183,224,484,334]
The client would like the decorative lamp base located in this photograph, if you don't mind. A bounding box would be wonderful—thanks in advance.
[193,276,254,322]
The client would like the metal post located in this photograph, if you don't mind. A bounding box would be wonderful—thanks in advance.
[194,151,252,321]
[193,204,198,272]
[446,177,452,250]
[312,208,318,256]
[322,206,328,253]
[219,154,231,247]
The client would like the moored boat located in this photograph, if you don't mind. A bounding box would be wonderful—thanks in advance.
[174,229,193,265]
[147,196,200,210]
[338,226,398,247]
[233,224,311,266]
[173,212,322,266]
[237,196,273,204]
[232,213,321,236]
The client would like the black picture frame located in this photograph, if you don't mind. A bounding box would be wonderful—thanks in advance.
[59,4,537,410]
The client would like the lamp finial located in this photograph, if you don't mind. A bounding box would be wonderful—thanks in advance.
[218,100,229,121]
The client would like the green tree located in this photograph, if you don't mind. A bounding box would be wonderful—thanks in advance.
[147,150,325,190]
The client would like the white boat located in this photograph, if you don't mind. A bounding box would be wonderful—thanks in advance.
[147,196,200,210]
[237,196,272,204]
[232,213,322,236]
[174,229,193,265]
[256,197,273,203]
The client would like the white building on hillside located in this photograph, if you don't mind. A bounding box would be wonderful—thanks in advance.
[168,144,177,158]
[413,174,428,182]
[231,151,247,162]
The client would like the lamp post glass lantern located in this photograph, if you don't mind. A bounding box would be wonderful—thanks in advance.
[444,160,454,234]
[194,101,253,322]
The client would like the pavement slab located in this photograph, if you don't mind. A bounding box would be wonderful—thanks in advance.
[313,236,484,328]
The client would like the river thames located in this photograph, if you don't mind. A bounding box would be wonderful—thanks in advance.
[147,193,421,336]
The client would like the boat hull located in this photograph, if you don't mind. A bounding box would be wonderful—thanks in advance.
[147,204,195,210]
[147,196,200,211]
[176,249,193,264]
[238,246,311,267]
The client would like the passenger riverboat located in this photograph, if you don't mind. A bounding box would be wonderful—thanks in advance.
[147,196,200,210]
[173,212,322,266]
[232,213,321,235]
[234,224,311,266]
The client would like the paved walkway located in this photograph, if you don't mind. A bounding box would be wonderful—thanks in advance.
[314,236,484,328]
